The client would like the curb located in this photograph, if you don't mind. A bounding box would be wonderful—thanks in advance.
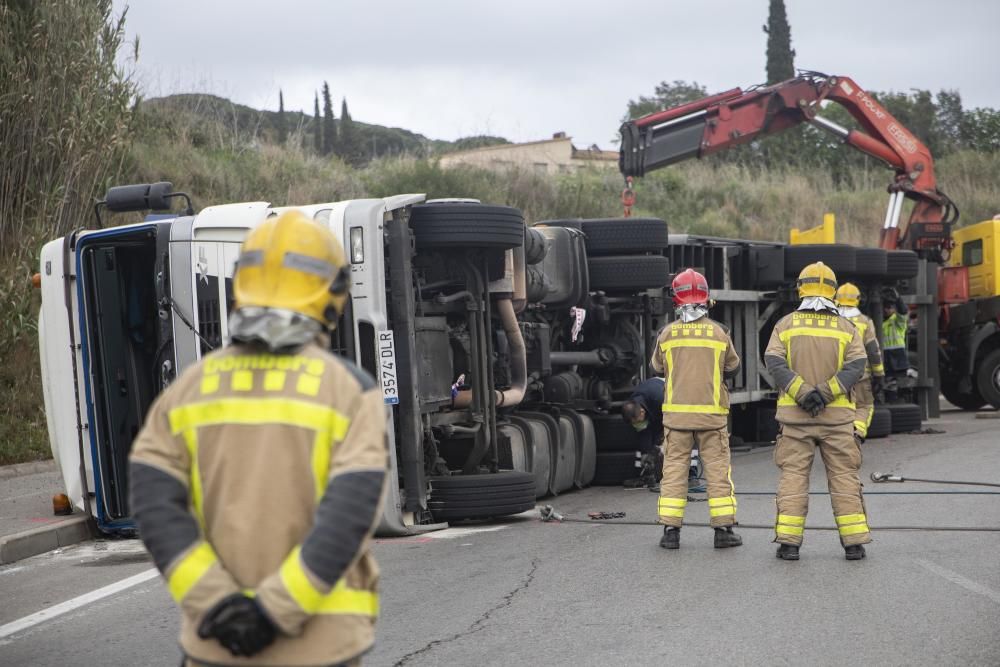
[0,515,96,565]
[0,459,58,480]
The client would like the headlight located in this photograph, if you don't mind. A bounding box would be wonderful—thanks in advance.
[350,226,364,264]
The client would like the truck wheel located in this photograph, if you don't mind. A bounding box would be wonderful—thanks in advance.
[885,250,919,279]
[428,471,536,521]
[410,203,525,250]
[886,403,923,433]
[783,244,856,278]
[940,378,986,411]
[866,407,891,439]
[587,255,670,292]
[579,218,669,255]
[975,349,1000,409]
[848,248,888,279]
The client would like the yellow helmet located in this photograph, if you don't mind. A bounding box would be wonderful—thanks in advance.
[796,261,837,299]
[835,282,861,307]
[234,210,350,327]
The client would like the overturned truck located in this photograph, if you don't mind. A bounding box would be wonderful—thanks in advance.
[38,183,921,536]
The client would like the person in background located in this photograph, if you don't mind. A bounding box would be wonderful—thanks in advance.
[622,378,702,490]
[651,269,741,550]
[835,283,885,440]
[881,287,909,403]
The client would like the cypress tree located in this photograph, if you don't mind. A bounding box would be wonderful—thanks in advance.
[322,82,336,156]
[339,98,357,165]
[763,0,795,84]
[277,89,287,145]
[313,92,322,154]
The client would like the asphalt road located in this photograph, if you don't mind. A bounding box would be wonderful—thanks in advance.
[1,409,998,666]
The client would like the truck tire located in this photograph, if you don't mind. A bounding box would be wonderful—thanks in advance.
[784,244,856,278]
[940,378,986,411]
[410,203,524,250]
[587,255,670,292]
[428,471,536,521]
[866,407,891,439]
[885,250,919,279]
[579,218,669,255]
[975,349,1000,409]
[849,248,888,279]
[887,403,922,433]
[592,451,640,486]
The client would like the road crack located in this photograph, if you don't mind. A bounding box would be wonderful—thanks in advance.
[393,557,540,666]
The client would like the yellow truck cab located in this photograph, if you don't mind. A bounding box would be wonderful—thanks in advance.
[949,219,1000,299]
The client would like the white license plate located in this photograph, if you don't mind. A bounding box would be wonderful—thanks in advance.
[378,330,399,405]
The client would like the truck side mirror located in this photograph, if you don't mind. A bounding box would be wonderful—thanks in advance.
[95,182,194,227]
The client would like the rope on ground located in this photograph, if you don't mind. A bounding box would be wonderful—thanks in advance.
[870,472,1000,489]
[537,506,1000,532]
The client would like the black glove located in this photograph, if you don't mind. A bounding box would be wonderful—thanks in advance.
[198,594,277,657]
[799,389,828,417]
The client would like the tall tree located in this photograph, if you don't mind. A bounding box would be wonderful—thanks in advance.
[322,81,336,156]
[763,0,795,84]
[277,89,287,145]
[339,97,358,165]
[313,91,322,154]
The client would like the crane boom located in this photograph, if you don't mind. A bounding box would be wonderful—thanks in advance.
[619,72,956,259]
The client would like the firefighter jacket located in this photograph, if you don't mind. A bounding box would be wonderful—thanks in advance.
[650,316,740,430]
[765,310,867,426]
[845,313,884,380]
[882,298,909,373]
[129,341,387,666]
[628,377,665,452]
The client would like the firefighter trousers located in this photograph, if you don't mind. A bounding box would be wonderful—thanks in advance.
[658,427,736,528]
[773,422,871,547]
[852,380,875,439]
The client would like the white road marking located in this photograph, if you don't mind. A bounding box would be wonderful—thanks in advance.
[424,525,510,539]
[915,558,1000,606]
[0,568,159,640]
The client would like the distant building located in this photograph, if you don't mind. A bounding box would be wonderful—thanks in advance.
[439,132,618,174]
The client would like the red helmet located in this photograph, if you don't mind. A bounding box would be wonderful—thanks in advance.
[671,268,709,307]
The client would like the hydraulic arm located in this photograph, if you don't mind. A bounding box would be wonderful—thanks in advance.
[619,72,957,259]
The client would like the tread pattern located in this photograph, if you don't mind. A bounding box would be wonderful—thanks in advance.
[587,255,670,292]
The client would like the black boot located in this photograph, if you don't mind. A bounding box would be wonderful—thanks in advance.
[844,544,867,561]
[714,526,743,548]
[659,527,680,550]
[776,544,800,560]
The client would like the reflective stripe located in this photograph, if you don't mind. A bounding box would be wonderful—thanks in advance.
[779,327,854,345]
[167,542,217,603]
[312,431,333,501]
[853,420,868,437]
[279,547,378,616]
[237,250,264,268]
[658,497,687,517]
[839,523,870,536]
[871,363,885,374]
[778,394,854,409]
[181,429,204,527]
[283,252,335,279]
[663,403,729,415]
[708,497,732,507]
[169,398,350,438]
[835,513,867,525]
[777,514,805,526]
[660,338,728,416]
[709,505,735,517]
[776,525,804,536]
[787,376,804,400]
[864,405,874,427]
[827,378,845,399]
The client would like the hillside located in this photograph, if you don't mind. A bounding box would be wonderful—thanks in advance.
[140,94,510,161]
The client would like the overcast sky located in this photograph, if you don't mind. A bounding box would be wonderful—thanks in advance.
[115,0,1000,149]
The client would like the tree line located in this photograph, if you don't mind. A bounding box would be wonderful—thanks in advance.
[275,82,364,166]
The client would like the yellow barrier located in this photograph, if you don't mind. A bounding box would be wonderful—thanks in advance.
[790,213,836,245]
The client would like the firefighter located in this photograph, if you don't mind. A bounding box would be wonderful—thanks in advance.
[835,282,885,440]
[764,261,869,561]
[652,269,742,550]
[881,287,910,403]
[129,211,387,666]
